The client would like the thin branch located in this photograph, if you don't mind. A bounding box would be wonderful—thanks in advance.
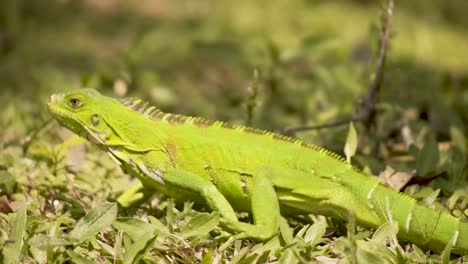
[245,69,259,126]
[360,0,394,130]
[283,0,394,134]
[282,116,362,133]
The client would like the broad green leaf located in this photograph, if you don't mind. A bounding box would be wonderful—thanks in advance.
[228,243,252,264]
[113,217,159,241]
[355,240,392,264]
[0,171,16,194]
[28,234,71,250]
[394,248,406,264]
[122,233,133,253]
[422,189,440,207]
[278,248,298,264]
[123,232,157,264]
[29,245,46,263]
[416,134,439,177]
[440,230,459,264]
[256,250,271,263]
[406,245,427,263]
[295,224,310,240]
[278,216,294,244]
[180,212,219,239]
[147,215,169,231]
[200,249,215,264]
[332,237,353,258]
[96,239,115,256]
[249,236,280,258]
[165,199,176,233]
[238,253,260,264]
[344,122,358,164]
[2,205,27,264]
[53,194,86,218]
[371,222,392,245]
[66,249,95,264]
[69,202,117,243]
[303,215,327,247]
[113,231,123,262]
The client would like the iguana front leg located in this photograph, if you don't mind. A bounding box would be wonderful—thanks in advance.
[116,182,154,208]
[220,167,281,241]
[161,168,281,241]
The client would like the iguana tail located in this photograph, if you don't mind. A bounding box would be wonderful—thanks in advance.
[286,173,468,254]
[369,184,468,254]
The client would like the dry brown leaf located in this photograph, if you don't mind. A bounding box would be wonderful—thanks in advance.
[379,166,414,191]
[9,200,24,213]
[0,195,13,213]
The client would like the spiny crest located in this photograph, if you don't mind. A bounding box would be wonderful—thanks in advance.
[119,97,355,169]
[220,122,352,167]
[221,122,241,129]
[119,97,163,119]
[317,147,349,164]
[244,126,273,136]
[272,132,351,166]
[195,117,216,127]
[273,133,299,144]
[163,113,189,124]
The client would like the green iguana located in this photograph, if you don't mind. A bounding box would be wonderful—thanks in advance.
[48,88,468,254]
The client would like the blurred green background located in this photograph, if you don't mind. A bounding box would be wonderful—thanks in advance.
[1,1,467,129]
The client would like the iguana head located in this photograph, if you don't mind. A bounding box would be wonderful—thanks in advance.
[48,89,118,145]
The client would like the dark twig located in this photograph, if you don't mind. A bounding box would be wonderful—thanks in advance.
[283,117,363,133]
[360,0,393,131]
[245,69,260,126]
[283,0,394,134]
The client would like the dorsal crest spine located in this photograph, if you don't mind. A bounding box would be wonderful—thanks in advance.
[120,97,163,119]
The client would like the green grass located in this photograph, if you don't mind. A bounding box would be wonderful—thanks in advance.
[1,0,467,262]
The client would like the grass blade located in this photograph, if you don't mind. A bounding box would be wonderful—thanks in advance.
[2,205,27,264]
[69,202,117,243]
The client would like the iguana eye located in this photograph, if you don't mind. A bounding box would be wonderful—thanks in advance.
[91,114,100,126]
[69,98,82,108]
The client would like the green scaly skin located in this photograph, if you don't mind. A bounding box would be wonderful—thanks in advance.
[48,89,468,254]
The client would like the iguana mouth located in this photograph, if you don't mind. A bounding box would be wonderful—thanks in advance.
[48,108,82,135]
[48,93,93,140]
